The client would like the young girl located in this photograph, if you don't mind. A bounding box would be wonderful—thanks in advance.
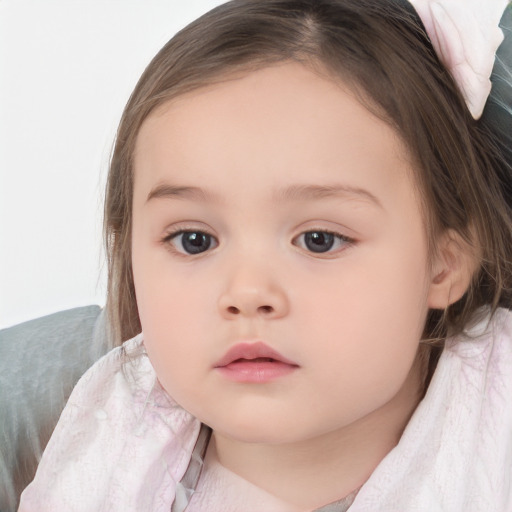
[19,0,512,510]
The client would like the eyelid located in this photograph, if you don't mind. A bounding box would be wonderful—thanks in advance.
[161,222,216,240]
[158,223,355,258]
[161,224,219,257]
[292,228,354,243]
[162,228,215,243]
[292,228,356,256]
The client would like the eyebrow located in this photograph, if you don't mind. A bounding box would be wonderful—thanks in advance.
[146,184,218,204]
[274,184,383,209]
[146,182,383,209]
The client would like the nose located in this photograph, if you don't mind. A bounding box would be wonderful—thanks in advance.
[217,262,289,320]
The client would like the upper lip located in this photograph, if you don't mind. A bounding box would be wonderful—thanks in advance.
[214,341,299,367]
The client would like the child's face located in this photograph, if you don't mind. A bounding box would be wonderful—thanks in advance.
[131,62,436,444]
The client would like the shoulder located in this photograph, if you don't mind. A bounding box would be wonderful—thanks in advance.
[446,307,512,509]
[442,307,512,417]
[352,308,512,511]
[19,334,201,512]
[446,307,512,375]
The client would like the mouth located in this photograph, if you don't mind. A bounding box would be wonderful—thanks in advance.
[214,342,299,383]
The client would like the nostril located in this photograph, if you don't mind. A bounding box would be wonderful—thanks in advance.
[223,304,277,316]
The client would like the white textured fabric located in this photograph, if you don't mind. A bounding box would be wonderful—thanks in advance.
[350,308,512,511]
[18,337,201,512]
[408,0,509,118]
[19,309,512,511]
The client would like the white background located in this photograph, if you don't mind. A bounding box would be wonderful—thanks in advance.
[0,0,225,328]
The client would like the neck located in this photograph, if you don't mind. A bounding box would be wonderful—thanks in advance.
[211,354,425,509]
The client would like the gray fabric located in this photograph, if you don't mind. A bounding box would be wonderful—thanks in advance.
[483,5,512,174]
[0,305,111,512]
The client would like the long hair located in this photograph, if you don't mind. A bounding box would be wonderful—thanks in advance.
[104,0,512,346]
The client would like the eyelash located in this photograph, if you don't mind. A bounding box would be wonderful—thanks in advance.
[161,228,355,257]
[161,227,219,257]
[292,229,355,256]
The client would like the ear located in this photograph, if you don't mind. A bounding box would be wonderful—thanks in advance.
[427,229,479,309]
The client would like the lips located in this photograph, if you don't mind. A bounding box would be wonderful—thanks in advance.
[215,341,297,367]
[214,342,299,383]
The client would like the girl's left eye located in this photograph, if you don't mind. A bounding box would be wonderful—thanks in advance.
[293,230,353,254]
[165,230,218,255]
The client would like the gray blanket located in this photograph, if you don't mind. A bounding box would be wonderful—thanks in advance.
[0,306,111,512]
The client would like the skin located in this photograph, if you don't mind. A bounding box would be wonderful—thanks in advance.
[131,62,464,508]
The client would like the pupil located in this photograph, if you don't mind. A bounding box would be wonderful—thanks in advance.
[305,232,334,253]
[183,232,211,254]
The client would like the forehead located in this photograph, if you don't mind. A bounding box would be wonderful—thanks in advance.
[133,62,416,209]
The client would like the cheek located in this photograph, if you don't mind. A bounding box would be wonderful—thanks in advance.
[132,223,209,330]
[131,238,224,400]
[134,268,209,355]
[300,242,430,332]
[132,239,194,363]
[133,268,212,409]
[295,242,430,388]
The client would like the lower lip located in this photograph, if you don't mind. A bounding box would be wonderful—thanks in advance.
[216,360,298,383]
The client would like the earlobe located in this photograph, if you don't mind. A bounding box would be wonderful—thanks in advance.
[427,229,479,310]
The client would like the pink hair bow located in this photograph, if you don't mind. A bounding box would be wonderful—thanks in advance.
[408,0,509,119]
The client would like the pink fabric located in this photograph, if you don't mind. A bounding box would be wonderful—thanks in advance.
[19,309,512,511]
[351,308,512,511]
[408,0,508,118]
[18,337,201,512]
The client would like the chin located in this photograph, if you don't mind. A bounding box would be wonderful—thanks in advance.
[207,414,326,446]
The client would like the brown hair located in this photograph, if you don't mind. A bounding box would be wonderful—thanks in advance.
[104,0,512,346]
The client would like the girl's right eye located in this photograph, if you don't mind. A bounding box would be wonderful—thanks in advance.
[165,230,218,255]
